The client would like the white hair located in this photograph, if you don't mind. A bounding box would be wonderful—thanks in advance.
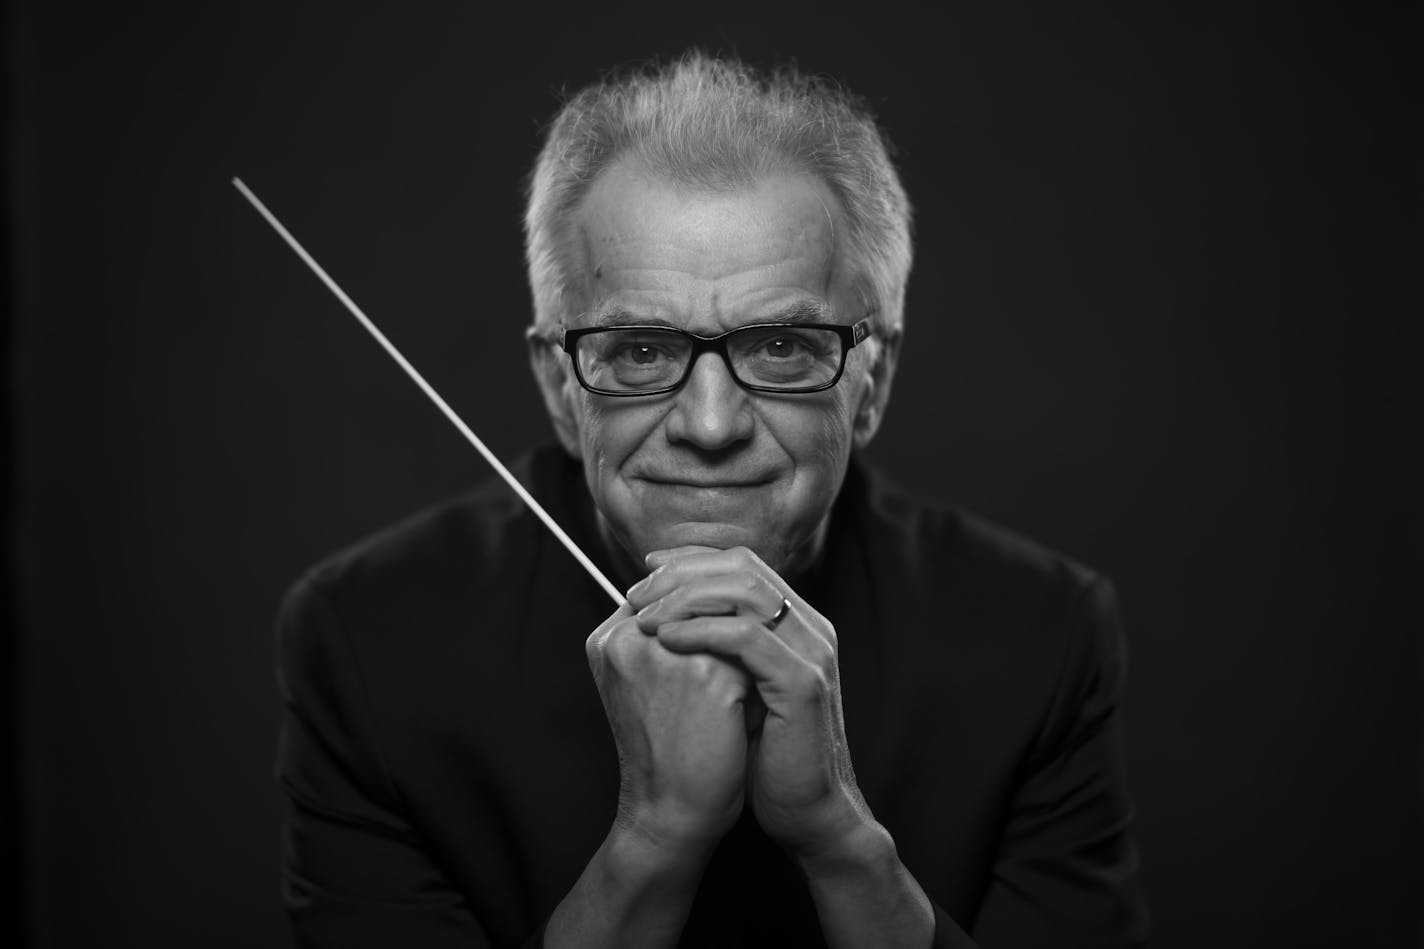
[524,51,913,332]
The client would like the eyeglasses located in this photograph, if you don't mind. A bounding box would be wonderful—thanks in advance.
[549,319,875,397]
[549,317,871,396]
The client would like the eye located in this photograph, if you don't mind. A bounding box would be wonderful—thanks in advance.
[617,343,669,365]
[762,336,802,359]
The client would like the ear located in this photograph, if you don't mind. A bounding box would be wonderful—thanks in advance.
[851,328,901,450]
[526,326,583,458]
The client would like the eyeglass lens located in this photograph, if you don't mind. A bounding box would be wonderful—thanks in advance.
[575,326,845,392]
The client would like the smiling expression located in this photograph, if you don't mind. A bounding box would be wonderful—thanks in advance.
[532,159,895,579]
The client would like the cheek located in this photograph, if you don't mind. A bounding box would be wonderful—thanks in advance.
[764,396,856,469]
[815,388,857,451]
[574,391,600,449]
[816,407,854,460]
[577,397,664,473]
[576,398,615,495]
[808,401,858,479]
[576,397,613,476]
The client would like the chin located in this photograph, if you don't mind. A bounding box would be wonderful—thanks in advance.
[649,521,763,552]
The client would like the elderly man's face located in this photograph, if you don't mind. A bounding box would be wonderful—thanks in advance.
[532,160,896,577]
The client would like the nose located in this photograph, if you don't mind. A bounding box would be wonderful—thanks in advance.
[665,352,755,450]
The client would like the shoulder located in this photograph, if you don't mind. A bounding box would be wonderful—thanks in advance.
[299,477,527,612]
[291,445,579,622]
[274,446,596,717]
[274,471,535,702]
[274,445,601,747]
[844,457,1127,718]
[849,457,1105,614]
[842,458,1129,768]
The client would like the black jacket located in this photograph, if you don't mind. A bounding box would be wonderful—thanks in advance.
[276,445,1149,947]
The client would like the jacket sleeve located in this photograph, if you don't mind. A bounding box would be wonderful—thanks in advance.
[957,576,1150,948]
[274,576,546,948]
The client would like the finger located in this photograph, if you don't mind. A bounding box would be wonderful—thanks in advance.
[629,546,777,609]
[654,591,834,672]
[645,545,768,577]
[634,572,788,634]
[656,614,812,691]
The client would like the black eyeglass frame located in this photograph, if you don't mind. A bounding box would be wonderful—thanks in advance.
[551,318,876,397]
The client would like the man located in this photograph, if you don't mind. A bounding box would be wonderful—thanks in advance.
[276,53,1149,947]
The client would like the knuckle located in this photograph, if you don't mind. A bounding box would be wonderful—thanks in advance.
[684,653,721,683]
[795,663,833,698]
[801,611,836,648]
[704,661,744,694]
[602,623,643,666]
[734,546,768,571]
[730,548,757,575]
[587,614,615,646]
[585,623,613,662]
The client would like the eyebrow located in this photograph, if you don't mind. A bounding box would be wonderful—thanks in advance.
[587,300,832,328]
[763,301,832,324]
[587,308,671,328]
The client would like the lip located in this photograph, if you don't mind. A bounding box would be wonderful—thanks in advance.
[638,476,774,489]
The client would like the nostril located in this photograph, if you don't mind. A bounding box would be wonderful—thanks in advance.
[667,355,755,448]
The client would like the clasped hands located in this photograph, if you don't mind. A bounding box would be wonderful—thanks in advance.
[587,545,872,866]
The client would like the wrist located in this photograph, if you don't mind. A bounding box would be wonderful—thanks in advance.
[793,815,898,882]
[610,804,727,877]
[768,784,880,865]
[794,820,935,949]
[545,819,715,949]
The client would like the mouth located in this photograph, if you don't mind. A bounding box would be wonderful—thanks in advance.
[638,476,774,490]
[619,475,783,549]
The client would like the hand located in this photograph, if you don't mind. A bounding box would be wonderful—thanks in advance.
[627,546,872,861]
[586,602,752,855]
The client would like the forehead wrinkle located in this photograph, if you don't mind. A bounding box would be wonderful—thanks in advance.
[572,167,852,330]
[587,298,829,330]
[701,222,836,324]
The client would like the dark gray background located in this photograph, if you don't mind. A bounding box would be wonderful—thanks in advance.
[11,2,1418,947]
